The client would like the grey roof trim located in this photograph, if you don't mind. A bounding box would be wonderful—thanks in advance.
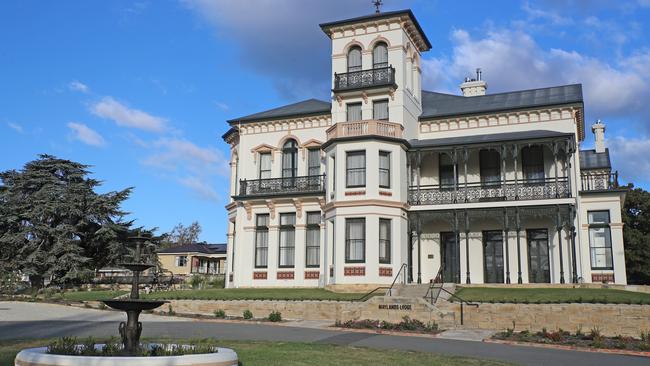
[419,84,583,120]
[227,99,331,125]
[157,243,226,255]
[319,9,432,50]
[579,149,611,170]
[410,130,574,149]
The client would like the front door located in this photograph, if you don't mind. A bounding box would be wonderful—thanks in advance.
[440,232,460,283]
[527,229,550,283]
[483,231,504,283]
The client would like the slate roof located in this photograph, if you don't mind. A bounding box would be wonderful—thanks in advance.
[580,149,611,170]
[157,243,227,255]
[227,99,330,124]
[410,130,574,149]
[319,9,432,50]
[420,84,583,120]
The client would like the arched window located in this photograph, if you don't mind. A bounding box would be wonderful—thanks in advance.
[373,42,388,68]
[347,46,362,72]
[282,139,298,179]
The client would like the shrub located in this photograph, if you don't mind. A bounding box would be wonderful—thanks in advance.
[243,309,253,319]
[167,304,176,316]
[505,321,516,337]
[209,277,225,289]
[575,325,584,337]
[98,302,107,310]
[589,326,603,342]
[189,275,206,289]
[641,330,650,343]
[214,309,226,318]
[268,311,282,322]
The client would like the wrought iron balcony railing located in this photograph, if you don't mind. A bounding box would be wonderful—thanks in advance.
[238,174,325,198]
[326,119,403,140]
[408,177,570,205]
[580,171,618,191]
[334,66,396,91]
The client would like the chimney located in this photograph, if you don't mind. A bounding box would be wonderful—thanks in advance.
[460,68,487,97]
[592,120,606,153]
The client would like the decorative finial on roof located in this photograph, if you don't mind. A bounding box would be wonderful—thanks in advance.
[372,0,383,13]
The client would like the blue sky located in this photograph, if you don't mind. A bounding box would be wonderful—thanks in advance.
[2,0,650,243]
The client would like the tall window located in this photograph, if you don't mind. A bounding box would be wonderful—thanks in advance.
[282,140,298,179]
[479,149,501,186]
[259,153,272,179]
[522,145,545,183]
[254,214,269,268]
[308,148,320,176]
[589,211,613,270]
[345,218,365,263]
[379,219,391,264]
[373,42,388,68]
[373,99,389,120]
[379,151,391,188]
[347,46,362,72]
[439,153,456,189]
[346,151,366,187]
[175,256,187,267]
[305,212,321,267]
[347,102,362,121]
[278,213,296,267]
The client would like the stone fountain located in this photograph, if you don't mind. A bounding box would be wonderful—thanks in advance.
[14,235,239,365]
[101,235,167,355]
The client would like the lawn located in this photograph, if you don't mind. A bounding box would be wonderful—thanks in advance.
[0,339,511,366]
[454,287,650,304]
[59,290,127,302]
[142,288,368,301]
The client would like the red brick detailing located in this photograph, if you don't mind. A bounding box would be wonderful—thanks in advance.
[277,271,295,280]
[344,266,366,276]
[592,273,615,283]
[379,267,393,277]
[345,190,366,196]
[253,271,267,280]
[304,271,320,280]
[379,191,392,196]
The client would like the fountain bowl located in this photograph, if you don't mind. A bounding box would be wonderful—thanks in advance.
[102,299,168,312]
[15,345,238,366]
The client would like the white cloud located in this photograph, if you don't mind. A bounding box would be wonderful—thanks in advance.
[179,176,219,201]
[7,122,24,133]
[522,2,573,25]
[141,137,229,201]
[68,80,89,93]
[638,0,650,7]
[67,122,106,147]
[215,101,229,111]
[90,97,167,132]
[422,28,650,123]
[608,136,650,185]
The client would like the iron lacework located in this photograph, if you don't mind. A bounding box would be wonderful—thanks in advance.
[238,174,325,198]
[334,66,396,91]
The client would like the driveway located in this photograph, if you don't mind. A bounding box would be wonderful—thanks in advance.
[0,301,646,366]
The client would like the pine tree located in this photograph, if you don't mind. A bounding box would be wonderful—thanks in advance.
[623,184,650,284]
[0,155,145,288]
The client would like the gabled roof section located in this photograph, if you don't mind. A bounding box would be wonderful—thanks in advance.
[420,84,584,120]
[320,9,432,52]
[157,243,227,255]
[580,149,611,170]
[227,99,331,125]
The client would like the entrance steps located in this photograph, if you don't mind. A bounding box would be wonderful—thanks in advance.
[392,283,457,304]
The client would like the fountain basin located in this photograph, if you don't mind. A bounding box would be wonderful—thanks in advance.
[15,345,238,366]
[102,299,168,311]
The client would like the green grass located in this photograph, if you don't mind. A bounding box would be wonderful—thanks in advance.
[142,288,368,301]
[455,287,650,304]
[0,339,512,366]
[59,290,127,302]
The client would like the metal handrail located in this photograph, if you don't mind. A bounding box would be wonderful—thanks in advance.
[387,263,408,296]
[238,174,325,197]
[424,267,444,304]
[357,286,390,302]
[438,287,479,325]
[334,66,395,91]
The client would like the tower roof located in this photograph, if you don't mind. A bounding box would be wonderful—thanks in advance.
[319,9,431,52]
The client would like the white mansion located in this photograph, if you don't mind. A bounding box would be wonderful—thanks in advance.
[222,9,627,289]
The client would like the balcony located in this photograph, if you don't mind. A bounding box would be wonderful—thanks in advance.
[333,66,396,92]
[237,175,325,199]
[326,120,403,140]
[408,177,570,205]
[580,171,619,191]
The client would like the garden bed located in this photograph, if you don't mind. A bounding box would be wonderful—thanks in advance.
[334,317,440,335]
[493,328,650,352]
[142,288,368,301]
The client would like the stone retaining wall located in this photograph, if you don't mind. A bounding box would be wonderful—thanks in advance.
[438,302,650,337]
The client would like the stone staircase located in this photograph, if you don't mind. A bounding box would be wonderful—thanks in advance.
[392,283,457,304]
